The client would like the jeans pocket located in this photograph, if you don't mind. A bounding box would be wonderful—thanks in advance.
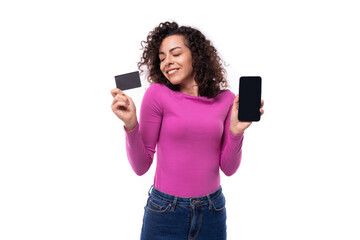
[145,196,172,214]
[212,193,226,212]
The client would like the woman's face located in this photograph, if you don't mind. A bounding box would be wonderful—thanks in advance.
[159,35,195,86]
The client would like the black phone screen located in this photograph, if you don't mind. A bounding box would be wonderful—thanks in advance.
[238,76,262,122]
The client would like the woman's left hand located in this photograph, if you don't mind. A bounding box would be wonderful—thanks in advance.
[229,95,264,135]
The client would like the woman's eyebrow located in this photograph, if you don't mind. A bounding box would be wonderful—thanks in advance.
[159,46,182,55]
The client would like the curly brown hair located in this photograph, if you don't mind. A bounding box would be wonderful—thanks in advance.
[138,21,229,98]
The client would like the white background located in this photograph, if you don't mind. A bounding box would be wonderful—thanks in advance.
[1,0,359,239]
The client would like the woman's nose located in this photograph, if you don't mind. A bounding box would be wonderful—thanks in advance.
[163,55,174,66]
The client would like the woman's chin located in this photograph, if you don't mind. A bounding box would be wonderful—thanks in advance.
[167,79,181,85]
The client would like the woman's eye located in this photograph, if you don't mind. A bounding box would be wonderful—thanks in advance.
[173,54,181,57]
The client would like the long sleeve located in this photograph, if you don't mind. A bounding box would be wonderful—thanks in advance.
[123,84,162,176]
[120,83,245,197]
[219,98,244,176]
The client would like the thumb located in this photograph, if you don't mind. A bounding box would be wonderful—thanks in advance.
[232,94,239,111]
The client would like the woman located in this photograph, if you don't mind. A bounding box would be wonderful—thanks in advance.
[111,21,264,240]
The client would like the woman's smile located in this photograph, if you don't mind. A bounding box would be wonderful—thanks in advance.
[159,35,195,90]
[167,68,180,76]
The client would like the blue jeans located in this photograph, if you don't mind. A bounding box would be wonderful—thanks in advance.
[140,186,227,240]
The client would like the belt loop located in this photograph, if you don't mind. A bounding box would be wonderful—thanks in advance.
[148,185,154,196]
[171,196,178,211]
[206,195,213,210]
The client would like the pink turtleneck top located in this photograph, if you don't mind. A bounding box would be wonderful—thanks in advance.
[123,83,244,197]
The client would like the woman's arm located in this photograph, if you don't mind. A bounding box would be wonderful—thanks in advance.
[123,84,163,176]
[219,101,244,176]
[220,93,264,176]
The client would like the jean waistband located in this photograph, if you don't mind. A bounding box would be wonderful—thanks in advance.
[148,185,223,206]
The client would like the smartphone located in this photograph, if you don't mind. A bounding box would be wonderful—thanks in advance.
[114,71,142,90]
[238,76,262,122]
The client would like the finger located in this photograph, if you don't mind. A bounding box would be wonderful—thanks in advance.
[111,100,129,111]
[112,96,130,107]
[260,108,264,116]
[127,95,133,106]
[111,88,121,98]
[112,97,120,107]
[111,88,126,98]
[115,94,129,104]
[261,99,264,107]
[112,95,124,105]
[116,101,129,109]
[118,88,126,96]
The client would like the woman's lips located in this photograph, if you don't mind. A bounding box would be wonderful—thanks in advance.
[167,68,179,76]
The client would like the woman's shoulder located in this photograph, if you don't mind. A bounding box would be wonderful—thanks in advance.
[144,82,166,95]
[143,83,168,104]
[218,89,236,101]
[145,82,168,92]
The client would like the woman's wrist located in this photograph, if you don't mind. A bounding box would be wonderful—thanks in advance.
[230,127,244,135]
[124,119,138,132]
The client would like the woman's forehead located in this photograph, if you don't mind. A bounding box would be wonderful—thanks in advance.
[159,35,187,51]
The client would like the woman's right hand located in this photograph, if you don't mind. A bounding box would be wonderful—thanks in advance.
[110,88,138,131]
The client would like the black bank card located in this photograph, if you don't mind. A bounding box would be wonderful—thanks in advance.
[115,71,142,90]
